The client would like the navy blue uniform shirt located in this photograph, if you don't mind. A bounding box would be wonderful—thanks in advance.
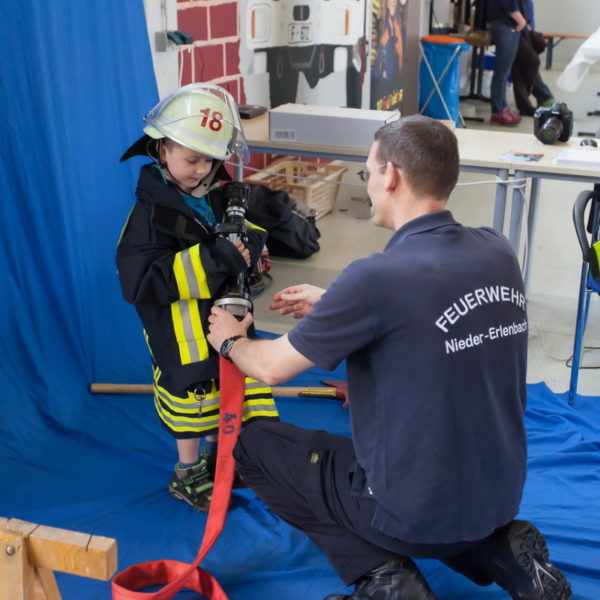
[486,0,523,26]
[288,211,527,544]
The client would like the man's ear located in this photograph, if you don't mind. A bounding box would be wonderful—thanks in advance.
[384,162,399,192]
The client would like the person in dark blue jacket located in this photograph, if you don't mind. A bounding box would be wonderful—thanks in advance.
[206,115,572,600]
[486,0,527,125]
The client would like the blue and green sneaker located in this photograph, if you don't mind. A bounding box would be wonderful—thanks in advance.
[168,458,213,512]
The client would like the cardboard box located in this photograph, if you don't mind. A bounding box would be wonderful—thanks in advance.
[269,103,401,149]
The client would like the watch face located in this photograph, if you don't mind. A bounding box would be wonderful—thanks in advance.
[221,339,233,358]
[220,335,242,360]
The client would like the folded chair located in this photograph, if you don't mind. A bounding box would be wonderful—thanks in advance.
[568,187,600,405]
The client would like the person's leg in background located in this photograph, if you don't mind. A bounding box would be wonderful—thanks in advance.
[489,22,522,125]
[511,31,542,116]
[531,72,555,107]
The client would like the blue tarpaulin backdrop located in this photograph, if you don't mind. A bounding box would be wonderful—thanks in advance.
[0,2,599,599]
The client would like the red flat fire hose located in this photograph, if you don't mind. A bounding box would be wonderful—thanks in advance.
[111,358,245,600]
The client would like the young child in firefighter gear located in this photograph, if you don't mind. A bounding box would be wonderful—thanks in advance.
[116,83,279,512]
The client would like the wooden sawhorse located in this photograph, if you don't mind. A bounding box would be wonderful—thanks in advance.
[0,517,117,599]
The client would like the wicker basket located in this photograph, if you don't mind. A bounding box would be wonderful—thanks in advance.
[245,158,347,219]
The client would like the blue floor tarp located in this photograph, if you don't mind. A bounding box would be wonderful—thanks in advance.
[1,366,599,599]
[0,2,598,598]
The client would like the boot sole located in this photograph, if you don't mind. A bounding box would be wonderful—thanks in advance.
[495,521,572,600]
[168,488,211,512]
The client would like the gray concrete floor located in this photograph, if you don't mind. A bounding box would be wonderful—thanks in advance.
[252,51,600,398]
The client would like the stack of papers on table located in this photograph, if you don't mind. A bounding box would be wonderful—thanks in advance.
[554,147,600,170]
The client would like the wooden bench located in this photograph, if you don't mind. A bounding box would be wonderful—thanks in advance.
[543,33,589,70]
[0,517,117,599]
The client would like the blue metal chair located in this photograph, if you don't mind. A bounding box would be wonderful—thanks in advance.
[568,187,600,405]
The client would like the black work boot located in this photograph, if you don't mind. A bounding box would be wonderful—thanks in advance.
[323,557,438,600]
[475,520,572,600]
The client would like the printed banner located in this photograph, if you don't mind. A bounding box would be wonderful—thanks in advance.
[371,0,408,111]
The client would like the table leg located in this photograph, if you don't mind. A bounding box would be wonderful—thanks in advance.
[508,169,526,254]
[493,168,509,233]
[545,38,554,70]
[460,46,489,105]
[523,176,540,294]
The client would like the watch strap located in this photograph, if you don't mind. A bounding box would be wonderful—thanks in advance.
[219,335,245,362]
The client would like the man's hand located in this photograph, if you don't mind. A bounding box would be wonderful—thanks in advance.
[207,306,252,353]
[269,284,326,319]
[510,10,527,31]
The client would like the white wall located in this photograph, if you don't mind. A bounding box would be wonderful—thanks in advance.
[536,0,599,35]
[142,0,598,108]
[142,0,179,98]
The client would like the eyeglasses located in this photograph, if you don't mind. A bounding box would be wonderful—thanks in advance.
[356,163,387,183]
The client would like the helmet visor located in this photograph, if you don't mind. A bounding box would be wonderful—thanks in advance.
[143,83,249,162]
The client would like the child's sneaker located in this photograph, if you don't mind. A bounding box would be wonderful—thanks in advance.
[491,108,522,126]
[168,458,213,512]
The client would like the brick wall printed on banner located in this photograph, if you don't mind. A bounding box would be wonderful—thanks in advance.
[176,0,327,175]
[177,0,275,174]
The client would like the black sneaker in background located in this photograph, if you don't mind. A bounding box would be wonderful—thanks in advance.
[478,520,572,600]
[323,556,438,600]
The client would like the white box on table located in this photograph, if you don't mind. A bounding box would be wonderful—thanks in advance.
[268,103,401,148]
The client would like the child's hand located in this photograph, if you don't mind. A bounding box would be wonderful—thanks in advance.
[233,240,251,267]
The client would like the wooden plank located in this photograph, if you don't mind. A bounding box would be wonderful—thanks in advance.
[89,381,343,399]
[35,567,61,600]
[0,518,117,581]
[542,33,589,40]
[0,530,28,600]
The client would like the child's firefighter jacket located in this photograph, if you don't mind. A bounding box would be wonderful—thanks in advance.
[117,164,267,396]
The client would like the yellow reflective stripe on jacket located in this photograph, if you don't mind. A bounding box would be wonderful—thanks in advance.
[154,377,274,412]
[170,299,209,364]
[116,205,135,246]
[154,398,278,434]
[173,246,211,300]
[152,372,278,434]
[245,220,266,233]
[143,330,157,361]
[154,397,221,433]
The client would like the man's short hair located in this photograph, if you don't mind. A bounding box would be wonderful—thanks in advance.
[374,116,459,199]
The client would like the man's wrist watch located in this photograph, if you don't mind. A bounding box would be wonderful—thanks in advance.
[219,335,245,362]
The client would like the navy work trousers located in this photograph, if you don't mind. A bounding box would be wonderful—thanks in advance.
[233,421,483,585]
